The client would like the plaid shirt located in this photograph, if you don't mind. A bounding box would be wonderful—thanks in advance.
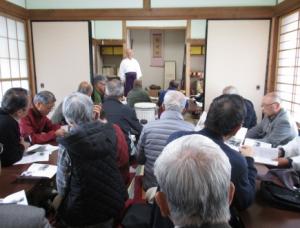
[56,145,71,197]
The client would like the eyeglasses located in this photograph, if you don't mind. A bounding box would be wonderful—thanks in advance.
[44,104,55,111]
[261,102,276,108]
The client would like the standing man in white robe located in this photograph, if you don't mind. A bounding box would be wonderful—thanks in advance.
[118,48,142,96]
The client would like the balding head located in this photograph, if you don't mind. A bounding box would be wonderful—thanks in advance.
[77,81,93,97]
[223,86,239,95]
[126,48,133,59]
[261,92,282,117]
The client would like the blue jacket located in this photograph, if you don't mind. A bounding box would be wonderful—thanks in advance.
[137,110,194,190]
[168,128,257,210]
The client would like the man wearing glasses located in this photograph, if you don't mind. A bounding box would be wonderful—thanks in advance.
[20,91,65,145]
[246,92,297,147]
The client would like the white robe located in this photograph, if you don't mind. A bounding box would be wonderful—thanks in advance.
[118,58,142,81]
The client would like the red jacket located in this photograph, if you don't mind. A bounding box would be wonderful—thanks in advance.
[19,107,61,145]
[113,124,129,186]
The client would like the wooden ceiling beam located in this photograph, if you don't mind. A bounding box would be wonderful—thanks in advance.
[28,7,274,21]
[0,1,28,20]
[274,0,300,17]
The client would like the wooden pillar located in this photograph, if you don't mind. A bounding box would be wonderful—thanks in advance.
[122,20,127,57]
[143,0,150,10]
[185,20,191,96]
[26,20,36,95]
[266,17,279,93]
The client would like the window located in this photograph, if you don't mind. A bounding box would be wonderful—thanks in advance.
[0,15,29,103]
[275,10,300,122]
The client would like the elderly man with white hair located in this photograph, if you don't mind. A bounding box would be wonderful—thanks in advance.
[136,90,194,190]
[246,92,297,147]
[154,134,234,228]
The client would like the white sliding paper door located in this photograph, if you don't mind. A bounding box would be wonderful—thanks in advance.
[32,21,91,114]
[205,20,270,120]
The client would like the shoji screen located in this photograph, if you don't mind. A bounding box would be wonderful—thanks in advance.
[205,20,270,120]
[32,21,91,114]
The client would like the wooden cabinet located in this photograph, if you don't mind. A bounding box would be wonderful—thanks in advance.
[101,46,123,56]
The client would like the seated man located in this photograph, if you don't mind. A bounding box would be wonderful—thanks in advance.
[136,90,194,190]
[157,80,179,107]
[169,94,256,211]
[51,81,94,125]
[102,79,142,155]
[154,134,234,228]
[56,92,127,227]
[223,85,257,129]
[0,88,30,166]
[91,75,107,105]
[20,91,65,145]
[277,136,300,170]
[126,79,151,108]
[246,92,297,147]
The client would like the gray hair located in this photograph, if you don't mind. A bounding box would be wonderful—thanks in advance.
[33,91,56,105]
[154,134,231,226]
[93,75,107,86]
[105,79,124,97]
[62,92,93,125]
[163,90,186,112]
[77,81,93,96]
[265,92,281,104]
[223,85,239,95]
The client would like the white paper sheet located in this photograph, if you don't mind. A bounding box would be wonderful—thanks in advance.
[25,144,58,155]
[244,138,272,148]
[14,152,49,165]
[252,147,279,166]
[0,190,28,205]
[20,163,57,178]
[225,127,248,151]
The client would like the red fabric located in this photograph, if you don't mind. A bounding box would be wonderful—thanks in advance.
[113,124,130,186]
[19,107,60,145]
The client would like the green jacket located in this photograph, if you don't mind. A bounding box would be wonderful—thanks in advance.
[127,88,151,108]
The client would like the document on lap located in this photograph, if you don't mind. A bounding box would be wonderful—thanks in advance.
[225,127,248,151]
[20,163,57,179]
[244,138,278,166]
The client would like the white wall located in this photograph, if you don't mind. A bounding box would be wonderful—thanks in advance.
[93,21,122,39]
[127,20,186,28]
[26,0,142,9]
[151,0,277,7]
[131,29,185,89]
[205,20,270,121]
[191,20,206,39]
[32,22,91,115]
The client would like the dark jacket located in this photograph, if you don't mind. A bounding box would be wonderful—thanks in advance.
[57,121,127,226]
[103,97,142,149]
[243,99,257,129]
[168,128,257,210]
[0,109,24,166]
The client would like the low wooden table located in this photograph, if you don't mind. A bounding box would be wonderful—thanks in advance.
[0,152,58,200]
[240,164,300,228]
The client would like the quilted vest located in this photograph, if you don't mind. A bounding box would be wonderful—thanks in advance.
[58,121,127,226]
